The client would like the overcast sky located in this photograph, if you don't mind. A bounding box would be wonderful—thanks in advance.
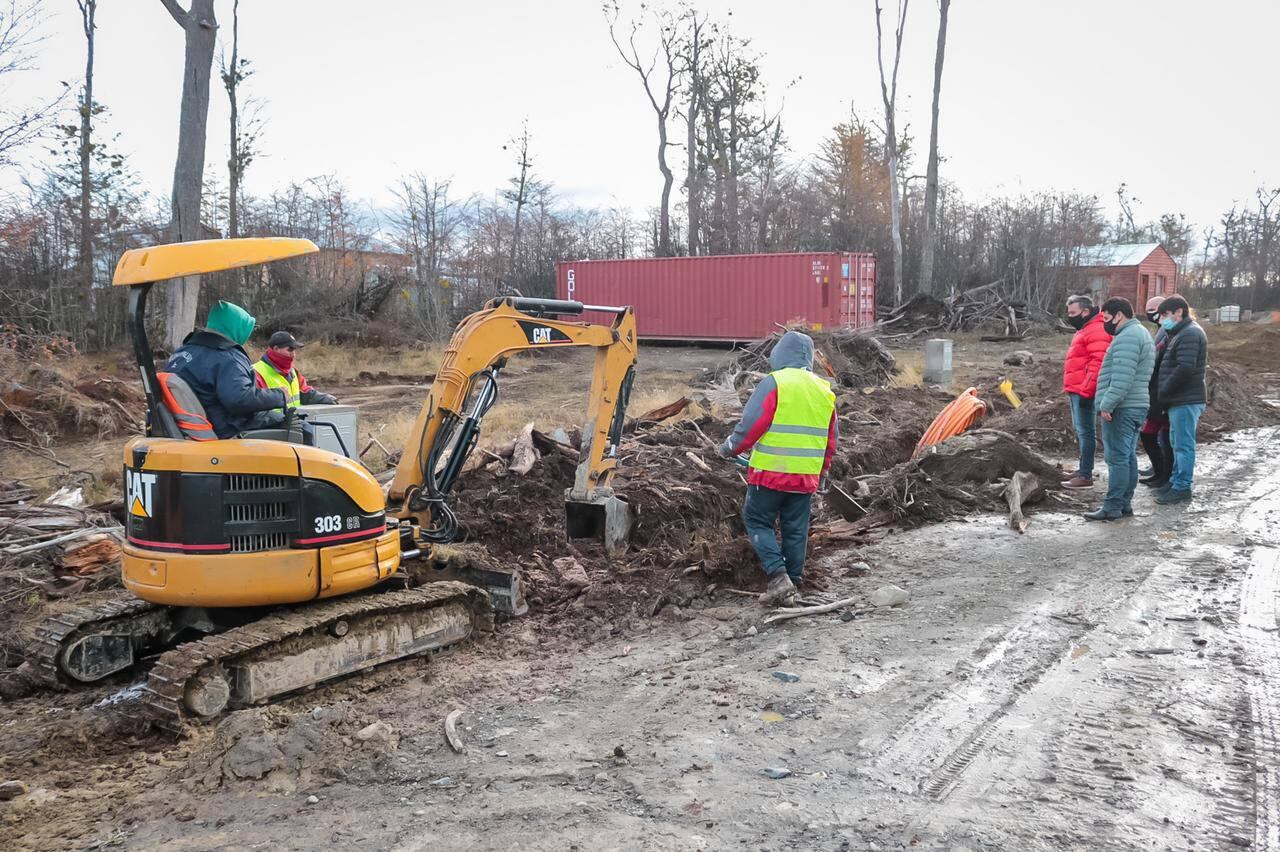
[3,0,1277,235]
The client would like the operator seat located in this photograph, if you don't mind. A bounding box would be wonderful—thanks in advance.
[153,372,309,445]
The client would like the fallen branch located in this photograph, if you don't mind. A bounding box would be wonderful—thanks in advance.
[5,525,123,555]
[763,597,870,625]
[444,709,466,753]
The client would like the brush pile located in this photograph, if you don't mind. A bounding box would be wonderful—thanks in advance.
[709,329,898,391]
[878,281,1055,338]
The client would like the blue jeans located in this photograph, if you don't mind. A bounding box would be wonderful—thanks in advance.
[1069,393,1097,478]
[743,485,813,581]
[1168,403,1205,491]
[1100,407,1145,514]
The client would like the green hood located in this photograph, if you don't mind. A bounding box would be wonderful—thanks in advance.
[206,300,256,346]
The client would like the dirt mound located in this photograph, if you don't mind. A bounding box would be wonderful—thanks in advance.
[1202,362,1280,434]
[982,354,1280,451]
[0,358,142,442]
[1206,323,1280,373]
[838,430,1071,529]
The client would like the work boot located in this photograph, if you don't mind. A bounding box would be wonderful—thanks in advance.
[1156,488,1192,505]
[1083,508,1122,522]
[1062,475,1095,489]
[1139,474,1167,487]
[1138,466,1153,479]
[759,574,797,607]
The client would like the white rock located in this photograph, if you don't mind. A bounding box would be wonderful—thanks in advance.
[870,585,910,608]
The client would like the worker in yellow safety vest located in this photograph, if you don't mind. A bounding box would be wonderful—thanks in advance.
[719,330,838,606]
[252,331,338,412]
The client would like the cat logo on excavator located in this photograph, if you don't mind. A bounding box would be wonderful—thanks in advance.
[126,470,156,518]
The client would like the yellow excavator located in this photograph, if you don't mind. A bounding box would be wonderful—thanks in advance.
[32,238,637,729]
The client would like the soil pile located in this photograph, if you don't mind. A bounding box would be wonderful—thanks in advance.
[1205,323,1280,374]
[982,350,1280,451]
[0,357,142,442]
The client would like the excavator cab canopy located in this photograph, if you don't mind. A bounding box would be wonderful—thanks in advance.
[112,237,319,287]
[114,238,320,442]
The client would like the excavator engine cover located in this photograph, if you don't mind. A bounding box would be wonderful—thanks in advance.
[565,490,631,556]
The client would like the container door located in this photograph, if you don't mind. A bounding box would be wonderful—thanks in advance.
[847,254,876,329]
[840,257,856,329]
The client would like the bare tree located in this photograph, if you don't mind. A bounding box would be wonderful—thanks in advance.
[1249,186,1279,309]
[220,0,260,239]
[0,0,66,167]
[918,0,949,296]
[606,1,680,257]
[160,0,218,350]
[75,0,96,323]
[502,122,534,282]
[680,7,710,255]
[874,0,909,305]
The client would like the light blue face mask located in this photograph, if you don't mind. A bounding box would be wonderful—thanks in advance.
[1159,317,1178,331]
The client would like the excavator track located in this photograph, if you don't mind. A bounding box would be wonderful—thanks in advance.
[30,595,168,688]
[141,582,492,734]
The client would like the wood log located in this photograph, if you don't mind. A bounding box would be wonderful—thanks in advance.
[509,423,539,476]
[1001,471,1043,533]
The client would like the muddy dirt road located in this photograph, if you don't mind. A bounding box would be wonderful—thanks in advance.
[3,426,1276,850]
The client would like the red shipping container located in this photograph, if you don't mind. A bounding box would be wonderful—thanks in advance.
[555,252,876,341]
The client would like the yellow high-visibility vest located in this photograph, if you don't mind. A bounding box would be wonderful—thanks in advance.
[748,367,836,475]
[253,359,301,412]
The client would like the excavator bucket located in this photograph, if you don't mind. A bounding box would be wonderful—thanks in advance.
[565,491,632,556]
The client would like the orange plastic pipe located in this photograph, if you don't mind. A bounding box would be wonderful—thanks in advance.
[912,387,988,458]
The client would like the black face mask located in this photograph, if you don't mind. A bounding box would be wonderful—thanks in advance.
[1146,311,1159,324]
[1103,319,1119,335]
[1067,314,1087,330]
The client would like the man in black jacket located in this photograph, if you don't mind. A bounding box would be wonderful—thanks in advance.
[1153,295,1208,505]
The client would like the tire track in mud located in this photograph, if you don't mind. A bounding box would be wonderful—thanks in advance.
[867,594,1094,799]
[1236,466,1280,850]
[890,432,1280,848]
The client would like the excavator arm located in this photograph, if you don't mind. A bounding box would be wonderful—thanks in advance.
[388,297,638,553]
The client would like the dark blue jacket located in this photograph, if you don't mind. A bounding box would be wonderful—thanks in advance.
[1156,319,1208,409]
[165,330,287,438]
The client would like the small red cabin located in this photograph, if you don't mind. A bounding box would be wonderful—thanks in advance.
[1072,243,1179,308]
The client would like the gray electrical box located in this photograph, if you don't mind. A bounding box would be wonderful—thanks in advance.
[297,404,359,458]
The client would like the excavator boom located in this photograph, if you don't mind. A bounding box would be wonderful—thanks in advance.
[389,296,638,553]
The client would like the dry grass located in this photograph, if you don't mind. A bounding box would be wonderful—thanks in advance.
[300,343,444,384]
[888,355,924,389]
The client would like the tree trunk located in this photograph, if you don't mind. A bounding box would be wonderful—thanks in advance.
[918,0,949,297]
[874,0,909,306]
[78,1,96,342]
[684,18,703,256]
[887,145,903,304]
[162,0,218,351]
[226,0,240,239]
[656,113,673,256]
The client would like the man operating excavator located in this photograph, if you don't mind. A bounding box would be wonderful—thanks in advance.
[164,300,292,439]
[719,331,839,607]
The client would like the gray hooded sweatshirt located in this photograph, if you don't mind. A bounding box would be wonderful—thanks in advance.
[721,331,839,492]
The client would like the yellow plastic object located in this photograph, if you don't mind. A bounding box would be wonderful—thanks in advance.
[112,237,318,286]
[999,379,1022,409]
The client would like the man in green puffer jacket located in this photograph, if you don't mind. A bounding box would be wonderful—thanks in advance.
[1084,296,1156,521]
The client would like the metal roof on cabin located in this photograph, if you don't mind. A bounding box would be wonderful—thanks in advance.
[1074,242,1162,267]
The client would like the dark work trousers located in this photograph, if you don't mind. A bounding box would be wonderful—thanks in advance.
[743,484,813,583]
[1139,429,1171,482]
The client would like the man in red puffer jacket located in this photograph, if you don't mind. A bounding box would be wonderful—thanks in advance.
[1061,294,1113,488]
